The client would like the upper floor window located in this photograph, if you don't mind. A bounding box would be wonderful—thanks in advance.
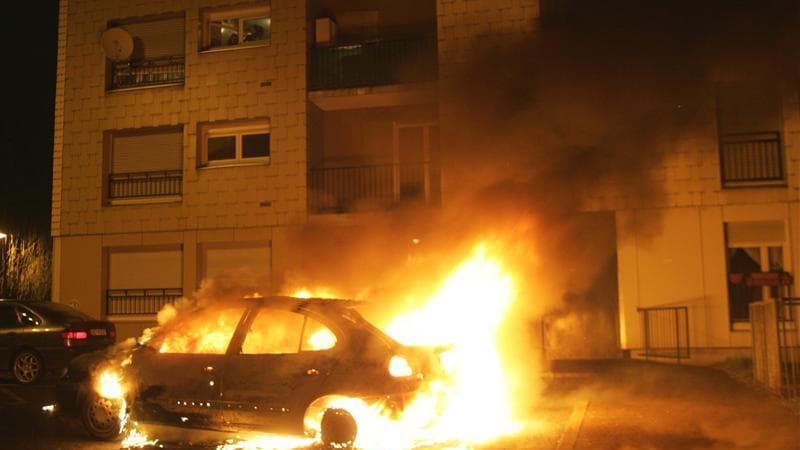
[105,127,183,202]
[717,83,785,187]
[105,14,185,90]
[201,3,271,51]
[198,120,270,167]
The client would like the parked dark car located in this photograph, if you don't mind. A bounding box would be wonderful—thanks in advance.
[59,296,441,446]
[0,300,116,384]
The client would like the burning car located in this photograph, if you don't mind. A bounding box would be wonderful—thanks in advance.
[58,296,441,447]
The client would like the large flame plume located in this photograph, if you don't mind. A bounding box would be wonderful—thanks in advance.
[97,241,526,449]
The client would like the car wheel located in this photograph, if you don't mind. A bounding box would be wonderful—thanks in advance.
[321,408,357,449]
[12,350,43,384]
[80,390,122,441]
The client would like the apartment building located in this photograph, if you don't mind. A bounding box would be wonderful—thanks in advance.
[52,0,798,365]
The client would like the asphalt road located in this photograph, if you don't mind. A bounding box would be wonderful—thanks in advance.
[0,361,796,450]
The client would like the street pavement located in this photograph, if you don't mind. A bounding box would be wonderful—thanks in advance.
[0,360,796,450]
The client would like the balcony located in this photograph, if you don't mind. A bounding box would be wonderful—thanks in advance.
[720,131,785,186]
[109,56,185,90]
[309,36,437,91]
[106,288,182,315]
[309,162,435,213]
[108,170,182,200]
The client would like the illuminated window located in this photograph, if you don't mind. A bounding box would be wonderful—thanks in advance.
[198,120,270,167]
[201,3,271,51]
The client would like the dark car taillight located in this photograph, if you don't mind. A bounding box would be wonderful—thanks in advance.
[63,330,89,347]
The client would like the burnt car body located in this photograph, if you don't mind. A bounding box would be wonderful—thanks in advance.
[0,300,115,384]
[60,296,439,445]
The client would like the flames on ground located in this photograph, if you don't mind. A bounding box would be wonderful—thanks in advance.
[94,241,538,450]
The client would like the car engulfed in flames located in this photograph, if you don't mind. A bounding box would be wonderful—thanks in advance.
[62,242,524,450]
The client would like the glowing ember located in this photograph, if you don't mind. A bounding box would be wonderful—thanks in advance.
[216,435,316,450]
[121,427,159,448]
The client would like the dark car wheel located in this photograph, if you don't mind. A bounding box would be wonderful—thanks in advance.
[321,408,357,449]
[12,350,43,384]
[80,390,122,441]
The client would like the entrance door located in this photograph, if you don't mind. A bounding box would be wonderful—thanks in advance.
[542,213,620,361]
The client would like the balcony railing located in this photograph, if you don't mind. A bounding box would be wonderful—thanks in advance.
[309,162,433,213]
[106,288,182,315]
[108,170,182,200]
[309,36,437,91]
[720,131,784,186]
[110,56,185,90]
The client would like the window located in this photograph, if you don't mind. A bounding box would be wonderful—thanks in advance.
[725,221,788,323]
[0,305,19,329]
[717,82,784,186]
[106,127,183,201]
[201,4,271,51]
[198,120,270,166]
[106,248,183,315]
[241,309,337,355]
[158,306,246,354]
[106,15,185,90]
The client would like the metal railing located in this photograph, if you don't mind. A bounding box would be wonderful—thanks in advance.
[638,306,690,362]
[720,131,784,185]
[108,170,182,200]
[309,162,432,213]
[110,56,185,90]
[309,36,437,90]
[752,298,800,402]
[106,288,183,316]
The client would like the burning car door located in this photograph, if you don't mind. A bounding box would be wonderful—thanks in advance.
[130,306,247,429]
[221,307,340,434]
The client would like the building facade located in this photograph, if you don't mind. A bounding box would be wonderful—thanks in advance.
[52,0,799,364]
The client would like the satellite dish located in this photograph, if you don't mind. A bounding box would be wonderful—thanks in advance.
[101,27,134,61]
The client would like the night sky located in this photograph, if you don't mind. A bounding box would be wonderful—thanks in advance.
[0,2,58,236]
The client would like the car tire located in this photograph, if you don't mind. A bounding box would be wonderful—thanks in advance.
[80,389,122,441]
[321,408,357,449]
[11,349,43,384]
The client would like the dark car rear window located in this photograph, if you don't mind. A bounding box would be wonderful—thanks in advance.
[29,303,94,323]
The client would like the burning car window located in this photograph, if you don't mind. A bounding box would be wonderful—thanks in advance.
[241,308,337,354]
[300,316,337,351]
[158,306,245,354]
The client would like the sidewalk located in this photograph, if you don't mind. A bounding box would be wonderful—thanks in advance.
[539,360,800,450]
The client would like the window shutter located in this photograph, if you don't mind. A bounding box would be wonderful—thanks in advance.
[123,17,184,59]
[112,130,183,173]
[726,221,784,245]
[203,245,271,284]
[109,250,182,289]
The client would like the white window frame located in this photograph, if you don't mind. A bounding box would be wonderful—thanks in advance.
[200,3,271,52]
[726,236,789,329]
[199,120,270,167]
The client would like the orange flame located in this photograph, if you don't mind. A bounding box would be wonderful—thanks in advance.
[115,241,524,449]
